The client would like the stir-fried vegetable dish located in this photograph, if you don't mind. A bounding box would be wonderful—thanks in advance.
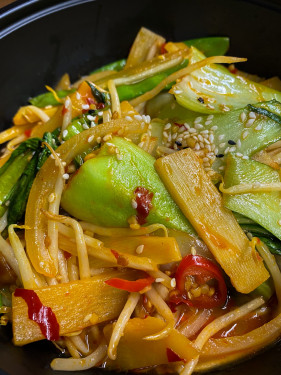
[1,27,281,374]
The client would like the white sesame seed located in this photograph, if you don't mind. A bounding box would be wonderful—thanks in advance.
[83,123,89,130]
[87,115,96,121]
[103,134,112,142]
[207,115,214,121]
[82,104,89,110]
[211,125,218,131]
[209,134,215,143]
[219,166,225,171]
[63,173,69,180]
[205,120,212,126]
[174,90,183,94]
[48,193,55,203]
[195,123,204,130]
[218,134,225,141]
[189,128,197,133]
[88,135,94,143]
[178,126,185,133]
[90,122,95,128]
[249,111,257,119]
[214,147,218,155]
[242,130,249,139]
[240,112,246,122]
[170,278,176,288]
[194,143,200,150]
[133,114,142,121]
[224,147,230,154]
[206,104,215,110]
[219,143,226,148]
[125,116,133,122]
[163,131,169,138]
[155,278,165,283]
[198,134,204,142]
[164,123,171,130]
[200,142,205,149]
[254,124,262,131]
[242,155,249,160]
[201,130,209,134]
[206,145,212,151]
[131,199,138,209]
[229,146,236,152]
[172,133,177,140]
[145,115,151,123]
[194,116,202,124]
[135,244,144,254]
[236,139,241,148]
[245,119,255,128]
[236,152,243,157]
[62,130,68,138]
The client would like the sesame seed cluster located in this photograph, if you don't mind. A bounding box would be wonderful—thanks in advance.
[159,109,263,175]
[160,115,218,176]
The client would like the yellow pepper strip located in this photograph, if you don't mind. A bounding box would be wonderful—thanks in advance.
[120,101,139,118]
[155,148,269,293]
[103,317,198,370]
[0,124,32,145]
[31,108,62,138]
[12,270,138,346]
[13,106,57,126]
[25,118,148,277]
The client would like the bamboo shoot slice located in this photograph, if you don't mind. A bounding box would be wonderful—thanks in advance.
[13,270,137,346]
[154,149,269,293]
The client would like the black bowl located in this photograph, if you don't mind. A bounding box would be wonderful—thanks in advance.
[0,0,281,374]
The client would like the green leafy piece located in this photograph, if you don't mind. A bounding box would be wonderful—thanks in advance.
[86,81,111,106]
[172,47,281,114]
[7,152,39,226]
[61,137,194,233]
[183,36,230,57]
[223,154,281,241]
[247,102,281,125]
[29,89,76,108]
[37,130,60,170]
[117,60,188,101]
[0,138,41,178]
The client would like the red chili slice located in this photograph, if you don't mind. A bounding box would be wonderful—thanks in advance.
[14,288,60,341]
[171,255,227,309]
[105,275,155,292]
[166,348,185,363]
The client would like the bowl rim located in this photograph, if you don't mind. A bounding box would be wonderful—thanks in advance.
[1,0,281,41]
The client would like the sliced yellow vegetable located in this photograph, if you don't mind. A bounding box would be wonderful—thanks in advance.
[154,148,269,293]
[98,236,182,264]
[104,317,198,370]
[12,270,138,346]
[125,27,165,68]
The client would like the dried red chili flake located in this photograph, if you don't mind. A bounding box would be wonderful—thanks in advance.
[134,186,153,225]
[14,288,60,341]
